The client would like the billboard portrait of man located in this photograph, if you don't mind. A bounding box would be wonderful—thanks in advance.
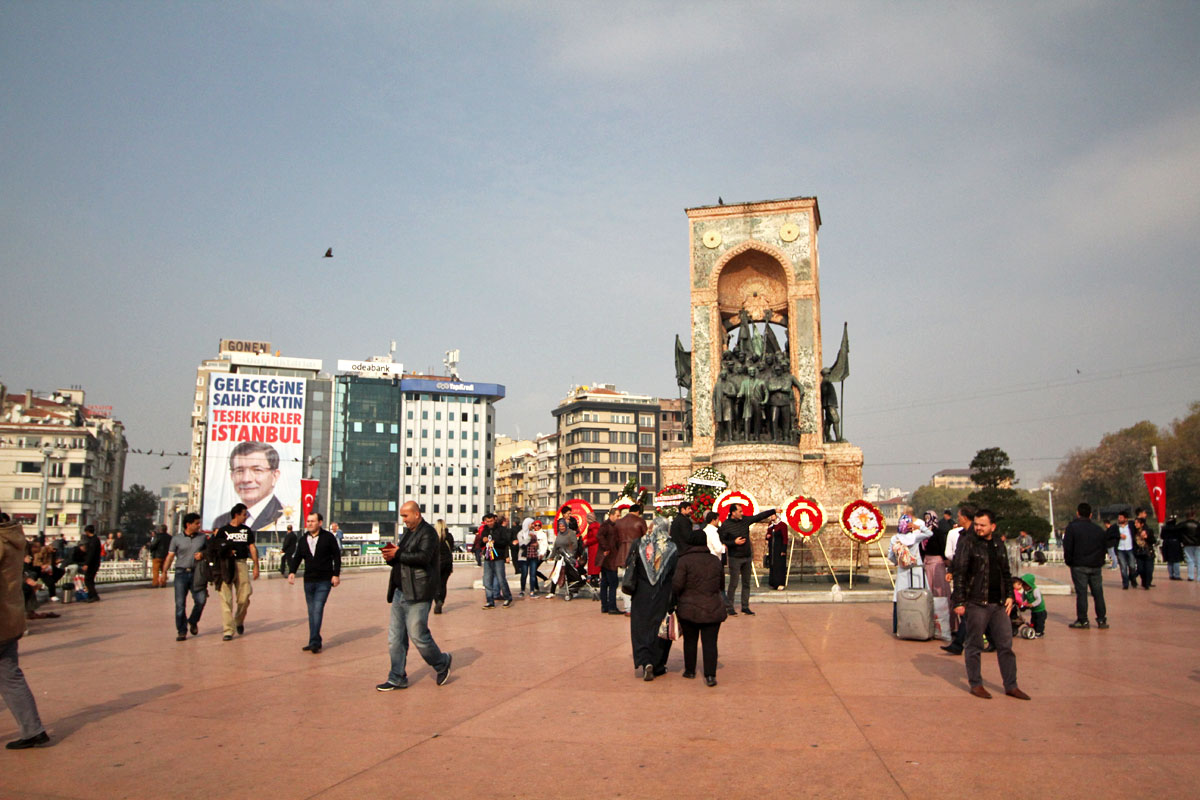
[211,441,286,531]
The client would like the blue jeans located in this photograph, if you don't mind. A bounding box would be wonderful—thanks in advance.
[520,559,540,593]
[1167,560,1181,579]
[600,568,618,612]
[1116,549,1137,587]
[303,580,332,648]
[0,638,44,739]
[1185,546,1200,581]
[387,593,448,686]
[173,569,207,636]
[1107,547,1118,569]
[482,559,511,603]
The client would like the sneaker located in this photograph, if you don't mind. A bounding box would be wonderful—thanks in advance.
[1068,620,1090,629]
[436,653,453,686]
[5,731,50,750]
[502,599,513,607]
[642,665,654,682]
[375,681,407,692]
[518,592,525,597]
[1097,619,1109,629]
[189,622,199,635]
[222,635,233,641]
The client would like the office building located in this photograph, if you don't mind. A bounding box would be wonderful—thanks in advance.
[0,384,126,542]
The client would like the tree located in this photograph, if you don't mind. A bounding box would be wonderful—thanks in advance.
[1160,401,1200,513]
[909,485,970,516]
[119,484,159,547]
[1051,421,1160,516]
[970,447,1016,489]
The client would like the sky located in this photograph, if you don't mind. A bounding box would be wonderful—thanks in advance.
[4,1,1199,499]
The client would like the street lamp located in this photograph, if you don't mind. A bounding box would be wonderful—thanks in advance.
[1041,482,1055,546]
[38,446,56,538]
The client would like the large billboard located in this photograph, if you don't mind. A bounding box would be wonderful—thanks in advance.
[203,375,306,532]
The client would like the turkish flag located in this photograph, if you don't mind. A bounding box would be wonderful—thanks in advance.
[1143,471,1167,523]
[301,480,319,522]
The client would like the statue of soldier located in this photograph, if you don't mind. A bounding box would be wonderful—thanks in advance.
[766,360,805,441]
[821,366,842,443]
[739,364,769,442]
[712,361,738,442]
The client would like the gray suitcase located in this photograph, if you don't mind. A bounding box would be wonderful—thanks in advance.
[895,567,934,641]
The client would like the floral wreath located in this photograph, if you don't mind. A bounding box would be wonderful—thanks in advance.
[713,489,759,523]
[685,467,728,499]
[839,499,885,544]
[654,483,688,517]
[784,495,825,537]
[687,492,716,524]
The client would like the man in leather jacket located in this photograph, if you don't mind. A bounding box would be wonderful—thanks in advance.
[376,501,452,691]
[950,508,1029,701]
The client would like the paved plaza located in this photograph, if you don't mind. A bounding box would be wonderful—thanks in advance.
[2,563,1198,799]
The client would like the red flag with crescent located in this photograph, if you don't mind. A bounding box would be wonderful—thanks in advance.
[301,479,319,522]
[1143,471,1167,523]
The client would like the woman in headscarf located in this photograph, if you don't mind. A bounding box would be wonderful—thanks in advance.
[516,518,540,597]
[626,516,679,681]
[920,510,950,641]
[433,519,454,615]
[764,513,789,589]
[548,517,580,599]
[888,512,933,635]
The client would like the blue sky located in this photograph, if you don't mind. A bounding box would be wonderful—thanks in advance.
[4,2,1199,497]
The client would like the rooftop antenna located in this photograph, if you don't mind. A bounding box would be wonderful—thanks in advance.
[443,349,461,381]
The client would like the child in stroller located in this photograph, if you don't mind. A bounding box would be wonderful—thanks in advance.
[1010,575,1045,639]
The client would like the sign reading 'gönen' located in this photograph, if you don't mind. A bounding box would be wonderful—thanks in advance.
[202,376,305,531]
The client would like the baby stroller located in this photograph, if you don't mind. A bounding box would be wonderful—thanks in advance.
[553,550,597,601]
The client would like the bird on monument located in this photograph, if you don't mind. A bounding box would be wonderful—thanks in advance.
[718,196,724,205]
[324,248,333,258]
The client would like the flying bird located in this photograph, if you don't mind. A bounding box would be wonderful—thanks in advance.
[324,248,333,258]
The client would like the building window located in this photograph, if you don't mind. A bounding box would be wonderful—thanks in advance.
[640,453,653,465]
[17,462,40,474]
[406,448,413,457]
[391,424,399,434]
[421,448,428,457]
[435,430,441,439]
[353,422,362,432]
[460,504,467,513]
[405,466,412,476]
[436,412,442,420]
[435,448,441,457]
[390,443,398,453]
[407,410,413,419]
[461,412,468,422]
[434,504,440,513]
[641,473,654,486]
[376,422,385,433]
[461,449,467,458]
[639,415,653,428]
[434,486,440,494]
[407,430,413,438]
[68,463,84,477]
[448,430,454,439]
[420,485,427,494]
[13,487,39,500]
[422,429,429,438]
[421,466,427,475]
[640,433,653,446]
[405,484,412,493]
[422,411,428,420]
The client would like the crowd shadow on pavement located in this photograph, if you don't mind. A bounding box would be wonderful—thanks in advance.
[241,617,305,635]
[910,652,967,690]
[1151,601,1200,613]
[23,634,124,657]
[50,684,182,742]
[321,626,382,648]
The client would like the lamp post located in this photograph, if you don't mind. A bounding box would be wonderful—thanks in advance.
[1041,482,1055,546]
[38,446,55,538]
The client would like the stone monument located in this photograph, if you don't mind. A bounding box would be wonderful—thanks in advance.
[660,196,867,576]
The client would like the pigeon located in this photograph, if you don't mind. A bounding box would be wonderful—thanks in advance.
[324,248,333,258]
[718,196,724,205]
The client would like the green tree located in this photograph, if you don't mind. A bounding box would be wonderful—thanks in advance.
[119,484,159,547]
[909,485,970,516]
[1160,401,1200,513]
[970,447,1016,489]
[1052,421,1160,515]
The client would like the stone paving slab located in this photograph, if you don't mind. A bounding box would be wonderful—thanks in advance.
[2,564,1197,799]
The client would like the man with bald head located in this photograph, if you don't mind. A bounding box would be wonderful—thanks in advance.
[376,501,452,691]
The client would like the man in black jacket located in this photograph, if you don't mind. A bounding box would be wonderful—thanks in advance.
[80,525,102,602]
[718,503,776,616]
[950,509,1029,700]
[376,501,452,691]
[287,512,341,654]
[1063,502,1115,629]
[669,502,696,551]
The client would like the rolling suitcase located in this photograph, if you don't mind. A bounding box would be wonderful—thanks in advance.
[895,566,934,641]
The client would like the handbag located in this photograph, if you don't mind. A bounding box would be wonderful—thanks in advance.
[620,566,636,596]
[658,612,679,641]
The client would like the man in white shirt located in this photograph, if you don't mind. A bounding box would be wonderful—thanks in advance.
[1107,511,1138,590]
[940,503,976,655]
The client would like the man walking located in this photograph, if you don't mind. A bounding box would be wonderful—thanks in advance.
[279,524,298,577]
[162,513,208,641]
[940,504,976,655]
[669,501,695,550]
[149,525,172,588]
[209,503,260,641]
[1107,511,1138,589]
[718,503,776,616]
[376,501,452,691]
[288,512,341,654]
[597,507,622,614]
[1063,502,1115,629]
[1181,510,1200,582]
[479,514,512,608]
[614,504,646,615]
[950,508,1029,700]
[1,511,50,749]
[80,525,102,602]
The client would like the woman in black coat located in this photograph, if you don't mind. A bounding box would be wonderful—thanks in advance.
[671,534,727,686]
[626,517,678,681]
